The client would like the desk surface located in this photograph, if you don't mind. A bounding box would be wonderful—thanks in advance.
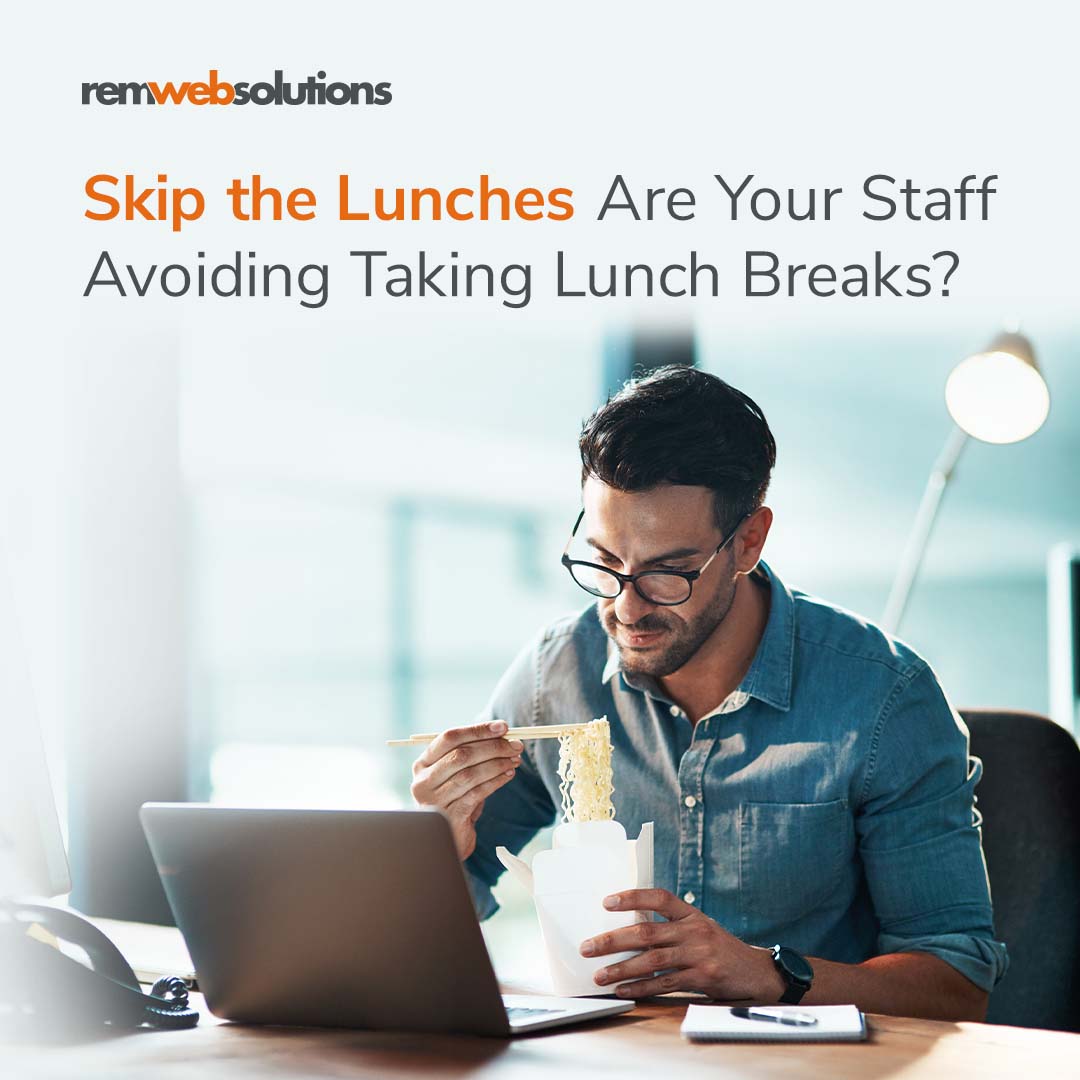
[4,922,1078,1079]
[5,992,1080,1080]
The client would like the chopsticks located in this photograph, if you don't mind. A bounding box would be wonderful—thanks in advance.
[386,722,589,747]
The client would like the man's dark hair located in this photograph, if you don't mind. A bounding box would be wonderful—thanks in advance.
[579,366,776,530]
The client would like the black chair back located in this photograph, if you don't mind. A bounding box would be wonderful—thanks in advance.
[963,709,1080,1031]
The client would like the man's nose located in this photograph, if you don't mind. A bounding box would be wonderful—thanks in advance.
[613,583,655,625]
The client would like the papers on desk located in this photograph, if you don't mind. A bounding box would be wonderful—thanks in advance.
[681,1004,867,1042]
[88,916,198,989]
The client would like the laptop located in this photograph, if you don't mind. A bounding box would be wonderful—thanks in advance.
[139,804,635,1036]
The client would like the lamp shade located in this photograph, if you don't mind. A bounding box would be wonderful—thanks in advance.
[944,331,1050,444]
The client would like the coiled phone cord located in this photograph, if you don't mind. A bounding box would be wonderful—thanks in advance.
[145,975,200,1029]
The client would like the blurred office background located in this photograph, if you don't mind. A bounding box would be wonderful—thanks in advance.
[2,316,1077,968]
[178,320,1077,813]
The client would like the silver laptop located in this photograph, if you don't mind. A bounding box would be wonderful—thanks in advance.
[139,804,634,1036]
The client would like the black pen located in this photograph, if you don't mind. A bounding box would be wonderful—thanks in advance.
[730,1007,819,1027]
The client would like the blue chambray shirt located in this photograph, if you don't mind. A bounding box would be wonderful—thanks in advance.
[465,561,1008,993]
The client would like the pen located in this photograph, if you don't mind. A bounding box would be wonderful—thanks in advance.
[730,1007,819,1027]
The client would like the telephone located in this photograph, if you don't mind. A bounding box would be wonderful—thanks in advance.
[0,900,199,1031]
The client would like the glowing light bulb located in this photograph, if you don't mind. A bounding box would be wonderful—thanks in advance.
[944,332,1049,444]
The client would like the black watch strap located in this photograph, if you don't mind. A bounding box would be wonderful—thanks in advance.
[771,944,813,1004]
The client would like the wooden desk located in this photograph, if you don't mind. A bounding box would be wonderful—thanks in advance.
[5,988,1080,1078]
[4,922,1078,1078]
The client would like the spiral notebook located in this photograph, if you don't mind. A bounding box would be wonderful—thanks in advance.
[681,1004,867,1042]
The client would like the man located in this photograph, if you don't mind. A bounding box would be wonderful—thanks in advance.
[410,366,1007,1020]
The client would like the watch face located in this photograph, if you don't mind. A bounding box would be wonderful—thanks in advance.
[777,946,814,985]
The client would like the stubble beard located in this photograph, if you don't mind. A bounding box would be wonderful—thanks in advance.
[601,572,738,679]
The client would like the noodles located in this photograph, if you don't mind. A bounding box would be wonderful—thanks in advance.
[556,717,615,823]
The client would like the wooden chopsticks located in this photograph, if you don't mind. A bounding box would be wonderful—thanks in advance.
[386,722,589,747]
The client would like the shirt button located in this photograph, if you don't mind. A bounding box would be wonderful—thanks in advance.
[683,891,696,904]
[669,705,682,717]
[684,795,697,809]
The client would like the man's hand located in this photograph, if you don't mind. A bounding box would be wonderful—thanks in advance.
[410,721,524,861]
[580,888,783,1001]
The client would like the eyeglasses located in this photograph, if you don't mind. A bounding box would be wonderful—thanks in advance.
[560,510,748,607]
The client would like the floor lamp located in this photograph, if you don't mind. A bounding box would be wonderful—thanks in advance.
[882,331,1051,635]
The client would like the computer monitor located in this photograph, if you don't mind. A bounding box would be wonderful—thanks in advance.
[1048,544,1080,736]
[0,555,70,899]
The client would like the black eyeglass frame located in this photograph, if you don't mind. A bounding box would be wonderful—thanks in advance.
[560,509,749,607]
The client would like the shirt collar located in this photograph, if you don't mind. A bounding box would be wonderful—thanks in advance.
[600,560,795,713]
[601,644,622,685]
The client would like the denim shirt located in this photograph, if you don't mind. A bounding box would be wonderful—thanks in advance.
[465,561,1008,993]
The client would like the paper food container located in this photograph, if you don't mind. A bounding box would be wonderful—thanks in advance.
[496,820,654,997]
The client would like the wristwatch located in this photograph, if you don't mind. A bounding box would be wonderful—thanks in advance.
[771,944,814,1004]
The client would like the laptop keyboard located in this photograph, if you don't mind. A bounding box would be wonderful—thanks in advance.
[506,1006,565,1021]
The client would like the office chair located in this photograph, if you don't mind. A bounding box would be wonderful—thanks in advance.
[962,709,1080,1032]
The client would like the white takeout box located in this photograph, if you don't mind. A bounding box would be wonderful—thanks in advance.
[496,820,654,997]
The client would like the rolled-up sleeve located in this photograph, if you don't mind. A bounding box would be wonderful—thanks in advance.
[855,662,1009,991]
[463,633,557,920]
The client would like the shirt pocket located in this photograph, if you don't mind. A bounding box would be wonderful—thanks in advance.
[739,799,852,932]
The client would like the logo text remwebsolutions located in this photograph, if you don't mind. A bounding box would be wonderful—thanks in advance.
[81,70,392,106]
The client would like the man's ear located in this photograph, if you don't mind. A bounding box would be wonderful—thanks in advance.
[735,506,772,573]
